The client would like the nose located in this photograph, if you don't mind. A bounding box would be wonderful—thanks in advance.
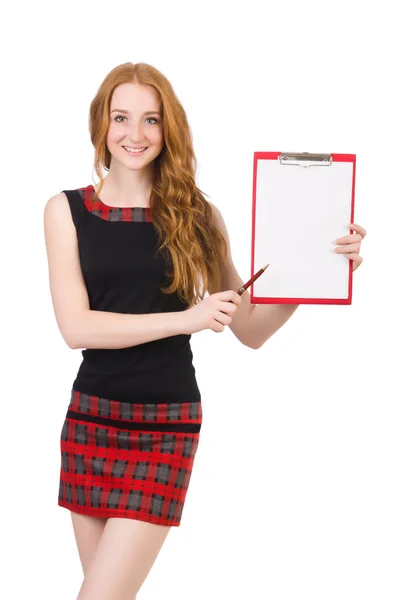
[126,118,146,142]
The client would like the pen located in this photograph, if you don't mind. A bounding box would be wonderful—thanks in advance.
[227,264,270,303]
[236,264,270,295]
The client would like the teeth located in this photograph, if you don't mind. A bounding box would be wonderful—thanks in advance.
[124,146,147,153]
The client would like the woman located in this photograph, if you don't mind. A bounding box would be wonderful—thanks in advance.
[43,62,366,600]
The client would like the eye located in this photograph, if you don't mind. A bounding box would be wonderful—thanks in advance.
[113,115,159,124]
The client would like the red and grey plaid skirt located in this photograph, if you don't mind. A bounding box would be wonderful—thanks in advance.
[58,389,202,527]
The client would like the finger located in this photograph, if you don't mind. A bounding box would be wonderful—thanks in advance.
[340,252,363,271]
[334,242,361,253]
[334,233,363,244]
[345,223,367,239]
[350,253,363,271]
[221,301,237,312]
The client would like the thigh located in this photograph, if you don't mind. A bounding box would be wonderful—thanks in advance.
[70,512,107,574]
[76,517,172,600]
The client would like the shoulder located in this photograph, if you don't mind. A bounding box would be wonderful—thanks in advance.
[44,191,69,213]
[207,199,220,221]
[207,200,230,243]
[43,192,74,230]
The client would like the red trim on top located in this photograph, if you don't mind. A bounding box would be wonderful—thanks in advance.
[83,185,153,222]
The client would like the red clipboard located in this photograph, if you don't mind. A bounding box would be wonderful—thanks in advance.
[250,152,356,305]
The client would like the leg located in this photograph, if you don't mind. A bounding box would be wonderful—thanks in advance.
[70,512,107,575]
[76,517,172,600]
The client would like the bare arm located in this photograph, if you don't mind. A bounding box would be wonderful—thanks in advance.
[43,192,187,350]
[71,309,185,350]
[244,303,299,349]
[208,200,299,349]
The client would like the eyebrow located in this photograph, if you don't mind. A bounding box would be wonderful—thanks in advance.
[110,109,161,116]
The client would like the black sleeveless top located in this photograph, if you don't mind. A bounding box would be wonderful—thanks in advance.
[62,184,201,405]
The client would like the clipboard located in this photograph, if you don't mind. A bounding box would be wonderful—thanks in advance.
[251,152,356,305]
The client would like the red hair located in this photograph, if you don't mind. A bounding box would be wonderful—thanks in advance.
[89,62,227,307]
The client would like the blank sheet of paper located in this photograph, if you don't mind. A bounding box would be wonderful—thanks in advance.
[251,153,355,304]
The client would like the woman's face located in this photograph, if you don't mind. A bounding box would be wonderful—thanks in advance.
[107,82,164,170]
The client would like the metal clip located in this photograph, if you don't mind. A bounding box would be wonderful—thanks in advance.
[279,152,332,167]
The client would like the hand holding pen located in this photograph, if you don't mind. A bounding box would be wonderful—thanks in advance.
[181,265,270,335]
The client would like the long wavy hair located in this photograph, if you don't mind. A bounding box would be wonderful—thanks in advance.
[88,62,228,308]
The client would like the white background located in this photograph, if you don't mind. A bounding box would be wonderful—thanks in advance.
[1,1,396,598]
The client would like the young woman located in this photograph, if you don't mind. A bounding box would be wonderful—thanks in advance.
[44,62,366,600]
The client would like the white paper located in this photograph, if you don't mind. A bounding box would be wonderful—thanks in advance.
[253,158,353,300]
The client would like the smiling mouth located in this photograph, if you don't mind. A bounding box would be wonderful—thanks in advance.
[123,146,148,155]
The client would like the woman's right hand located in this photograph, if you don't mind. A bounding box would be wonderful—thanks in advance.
[180,290,242,335]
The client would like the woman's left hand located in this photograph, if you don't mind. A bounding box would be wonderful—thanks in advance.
[333,223,367,271]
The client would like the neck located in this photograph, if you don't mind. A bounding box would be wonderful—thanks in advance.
[99,163,154,206]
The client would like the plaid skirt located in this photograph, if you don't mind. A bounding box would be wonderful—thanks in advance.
[58,389,202,527]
